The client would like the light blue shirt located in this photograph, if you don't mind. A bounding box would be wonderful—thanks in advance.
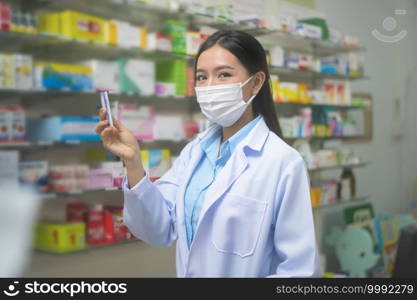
[184,115,262,248]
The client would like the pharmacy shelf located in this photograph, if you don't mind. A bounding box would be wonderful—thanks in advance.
[269,66,368,81]
[257,30,365,57]
[0,137,364,149]
[0,87,369,109]
[284,135,366,142]
[275,102,367,109]
[0,89,195,110]
[28,0,186,25]
[41,187,121,200]
[0,88,368,110]
[312,195,370,210]
[0,139,190,152]
[34,239,141,256]
[0,31,194,62]
[190,16,365,57]
[308,161,370,172]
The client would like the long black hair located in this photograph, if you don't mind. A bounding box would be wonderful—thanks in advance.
[194,30,282,137]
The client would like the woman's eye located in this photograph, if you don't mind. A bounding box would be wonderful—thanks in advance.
[219,72,231,79]
[196,74,206,81]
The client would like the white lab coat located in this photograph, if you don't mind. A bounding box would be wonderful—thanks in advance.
[123,117,321,277]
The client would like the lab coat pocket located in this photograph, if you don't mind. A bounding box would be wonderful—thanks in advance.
[211,193,267,258]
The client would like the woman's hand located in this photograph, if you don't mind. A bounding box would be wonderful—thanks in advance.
[95,108,141,163]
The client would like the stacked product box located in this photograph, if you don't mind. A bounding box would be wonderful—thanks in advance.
[19,160,49,193]
[0,105,26,143]
[27,116,100,143]
[156,59,187,96]
[49,164,90,193]
[38,10,107,43]
[114,103,156,141]
[33,222,87,254]
[66,202,135,247]
[140,149,171,180]
[34,61,93,91]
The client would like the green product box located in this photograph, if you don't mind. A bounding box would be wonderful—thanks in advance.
[162,19,187,54]
[299,18,329,40]
[156,59,187,96]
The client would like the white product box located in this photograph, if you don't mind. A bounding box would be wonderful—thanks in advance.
[269,46,284,67]
[116,103,155,141]
[14,54,33,90]
[118,59,155,95]
[154,115,185,141]
[88,60,119,92]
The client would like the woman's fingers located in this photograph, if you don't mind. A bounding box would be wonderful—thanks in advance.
[95,120,109,135]
[113,119,128,131]
[99,108,107,121]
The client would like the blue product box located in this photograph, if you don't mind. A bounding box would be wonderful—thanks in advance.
[27,116,100,142]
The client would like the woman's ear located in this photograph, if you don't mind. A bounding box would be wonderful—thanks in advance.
[252,72,266,95]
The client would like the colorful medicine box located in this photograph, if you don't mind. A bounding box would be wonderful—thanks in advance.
[141,149,171,179]
[34,61,93,91]
[162,19,187,54]
[116,103,155,141]
[27,116,100,142]
[34,222,86,254]
[118,58,155,95]
[19,160,49,193]
[60,10,107,43]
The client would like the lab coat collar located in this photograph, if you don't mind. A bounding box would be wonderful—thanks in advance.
[195,115,269,154]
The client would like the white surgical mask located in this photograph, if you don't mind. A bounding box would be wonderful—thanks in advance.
[195,76,257,127]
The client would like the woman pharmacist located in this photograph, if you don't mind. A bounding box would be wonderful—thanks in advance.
[95,30,321,277]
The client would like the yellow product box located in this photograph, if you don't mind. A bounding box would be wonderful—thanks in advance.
[270,75,280,103]
[106,20,119,45]
[141,149,171,179]
[34,61,93,91]
[60,10,107,42]
[34,222,86,253]
[37,12,61,36]
[297,83,312,104]
[279,82,298,102]
[310,188,322,208]
[60,10,107,43]
[139,26,148,49]
[35,61,92,76]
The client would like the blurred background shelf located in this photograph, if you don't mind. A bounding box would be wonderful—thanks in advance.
[25,0,186,25]
[308,161,370,172]
[0,139,190,152]
[312,195,370,210]
[283,135,366,141]
[33,239,140,256]
[269,66,368,81]
[275,101,368,109]
[41,187,122,200]
[0,31,194,62]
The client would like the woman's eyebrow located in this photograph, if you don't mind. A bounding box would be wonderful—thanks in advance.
[196,65,235,73]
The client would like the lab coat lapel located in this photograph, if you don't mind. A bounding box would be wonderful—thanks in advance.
[177,125,218,253]
[199,148,248,220]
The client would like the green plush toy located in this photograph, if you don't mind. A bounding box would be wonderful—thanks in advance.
[326,227,380,277]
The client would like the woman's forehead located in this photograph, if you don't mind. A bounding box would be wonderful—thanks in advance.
[197,45,242,70]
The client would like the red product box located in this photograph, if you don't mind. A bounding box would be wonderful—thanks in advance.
[0,2,11,32]
[87,204,105,247]
[104,205,137,242]
[66,202,86,223]
[103,210,114,244]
